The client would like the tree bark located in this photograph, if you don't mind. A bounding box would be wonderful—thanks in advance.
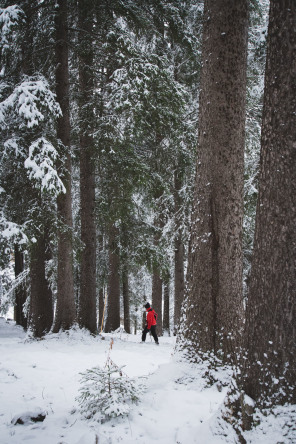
[52,0,76,332]
[29,231,53,337]
[152,268,162,336]
[174,169,185,334]
[105,224,120,332]
[77,0,97,334]
[243,0,296,406]
[163,280,170,334]
[179,0,248,361]
[122,263,130,334]
[14,245,27,329]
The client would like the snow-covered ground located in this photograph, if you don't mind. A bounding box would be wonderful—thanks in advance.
[0,318,295,444]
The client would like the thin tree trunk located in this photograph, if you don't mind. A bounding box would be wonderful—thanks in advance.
[52,0,76,332]
[98,287,104,332]
[29,230,53,337]
[243,0,296,407]
[105,224,120,332]
[179,0,248,361]
[163,280,170,334]
[77,0,97,334]
[152,268,162,336]
[98,234,105,331]
[174,169,185,334]
[122,263,130,333]
[14,245,27,329]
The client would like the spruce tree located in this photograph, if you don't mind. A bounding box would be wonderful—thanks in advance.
[178,0,248,363]
[242,0,296,408]
[52,0,76,332]
[77,0,97,334]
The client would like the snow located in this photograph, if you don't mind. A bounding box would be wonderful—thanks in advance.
[0,319,295,444]
[24,137,66,195]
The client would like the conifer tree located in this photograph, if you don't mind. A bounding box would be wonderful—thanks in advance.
[52,0,76,332]
[178,0,248,363]
[77,0,97,334]
[242,0,296,408]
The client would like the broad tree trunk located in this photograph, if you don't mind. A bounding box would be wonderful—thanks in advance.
[179,0,248,361]
[243,0,296,407]
[105,224,120,332]
[14,245,27,329]
[174,169,185,334]
[77,0,97,334]
[29,231,53,337]
[52,0,76,332]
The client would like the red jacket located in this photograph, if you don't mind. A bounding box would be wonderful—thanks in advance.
[146,308,157,329]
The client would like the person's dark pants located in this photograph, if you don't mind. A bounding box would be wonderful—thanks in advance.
[142,325,159,343]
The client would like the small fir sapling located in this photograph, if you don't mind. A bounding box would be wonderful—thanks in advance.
[76,340,145,422]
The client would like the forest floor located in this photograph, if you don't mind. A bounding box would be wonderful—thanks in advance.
[0,317,295,444]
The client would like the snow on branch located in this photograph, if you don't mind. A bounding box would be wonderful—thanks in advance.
[24,137,66,195]
[0,77,61,128]
[0,5,24,52]
[0,215,29,246]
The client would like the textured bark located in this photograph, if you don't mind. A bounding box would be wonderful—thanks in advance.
[122,263,130,334]
[98,234,105,332]
[163,281,170,333]
[77,0,97,334]
[29,232,53,337]
[151,193,165,335]
[52,0,76,332]
[14,245,27,329]
[152,269,162,336]
[105,224,120,332]
[98,287,104,332]
[174,170,185,334]
[181,0,248,360]
[243,1,296,406]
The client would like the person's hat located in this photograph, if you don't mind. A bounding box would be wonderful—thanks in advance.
[144,302,150,309]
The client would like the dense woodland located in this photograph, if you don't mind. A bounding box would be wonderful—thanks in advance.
[0,0,295,435]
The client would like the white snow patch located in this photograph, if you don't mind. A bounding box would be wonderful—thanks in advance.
[0,319,295,443]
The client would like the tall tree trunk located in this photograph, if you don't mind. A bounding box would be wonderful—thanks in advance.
[122,262,130,334]
[52,0,76,332]
[29,230,53,337]
[174,169,185,334]
[98,287,104,332]
[14,245,27,329]
[77,0,97,334]
[243,0,296,407]
[163,279,170,334]
[152,268,162,336]
[105,224,120,332]
[179,0,248,361]
[98,234,105,332]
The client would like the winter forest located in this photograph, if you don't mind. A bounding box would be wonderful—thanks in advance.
[0,0,296,443]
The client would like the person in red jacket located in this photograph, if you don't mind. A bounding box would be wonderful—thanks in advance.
[142,302,159,344]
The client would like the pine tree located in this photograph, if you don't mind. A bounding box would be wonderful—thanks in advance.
[0,2,61,336]
[242,0,296,408]
[77,0,97,334]
[178,0,248,363]
[52,0,76,332]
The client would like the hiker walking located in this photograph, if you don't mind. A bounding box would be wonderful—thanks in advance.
[142,302,159,345]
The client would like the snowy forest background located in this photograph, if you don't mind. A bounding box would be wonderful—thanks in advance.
[1,0,296,441]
